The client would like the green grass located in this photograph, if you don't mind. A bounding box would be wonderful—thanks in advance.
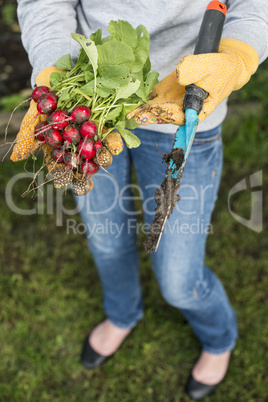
[1,3,16,26]
[0,62,268,401]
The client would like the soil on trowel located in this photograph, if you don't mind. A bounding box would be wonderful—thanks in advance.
[144,148,185,253]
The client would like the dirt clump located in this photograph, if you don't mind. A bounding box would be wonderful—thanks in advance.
[144,148,184,253]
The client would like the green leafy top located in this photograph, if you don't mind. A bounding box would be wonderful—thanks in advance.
[51,20,159,148]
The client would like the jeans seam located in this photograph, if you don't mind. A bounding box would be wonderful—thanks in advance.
[203,339,237,354]
[108,312,144,330]
[209,287,238,350]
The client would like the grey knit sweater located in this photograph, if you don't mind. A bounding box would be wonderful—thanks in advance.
[17,0,268,133]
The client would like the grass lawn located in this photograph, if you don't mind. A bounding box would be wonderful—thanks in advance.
[0,62,268,402]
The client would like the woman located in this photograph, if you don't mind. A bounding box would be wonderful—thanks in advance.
[14,0,268,399]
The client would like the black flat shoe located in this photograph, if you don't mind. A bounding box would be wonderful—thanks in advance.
[81,334,112,369]
[186,374,220,400]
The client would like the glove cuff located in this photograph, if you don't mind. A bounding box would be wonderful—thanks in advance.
[219,38,259,75]
[36,66,63,87]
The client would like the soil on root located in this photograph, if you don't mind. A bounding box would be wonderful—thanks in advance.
[144,148,184,253]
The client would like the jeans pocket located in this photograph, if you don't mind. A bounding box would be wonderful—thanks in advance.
[193,133,221,147]
[191,126,222,164]
[185,127,223,180]
[193,125,222,148]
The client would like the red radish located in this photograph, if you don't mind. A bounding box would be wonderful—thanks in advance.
[81,160,99,176]
[70,106,91,124]
[62,125,81,144]
[64,152,82,168]
[32,86,50,102]
[48,110,69,130]
[37,93,58,115]
[94,140,103,151]
[45,129,63,148]
[34,121,49,141]
[51,148,65,163]
[80,121,97,139]
[78,139,96,160]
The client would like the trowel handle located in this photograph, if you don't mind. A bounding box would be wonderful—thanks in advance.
[183,1,227,114]
[194,1,227,55]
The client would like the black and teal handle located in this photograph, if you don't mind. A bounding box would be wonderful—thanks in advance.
[183,1,227,114]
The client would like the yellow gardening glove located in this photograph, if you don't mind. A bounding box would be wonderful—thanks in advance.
[10,99,48,161]
[127,70,185,125]
[10,66,61,162]
[127,39,259,126]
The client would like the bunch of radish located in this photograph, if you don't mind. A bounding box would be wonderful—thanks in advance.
[7,21,159,196]
[32,85,122,181]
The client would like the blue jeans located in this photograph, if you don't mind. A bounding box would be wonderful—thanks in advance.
[75,126,238,354]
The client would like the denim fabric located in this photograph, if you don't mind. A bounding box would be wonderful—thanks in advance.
[75,125,238,354]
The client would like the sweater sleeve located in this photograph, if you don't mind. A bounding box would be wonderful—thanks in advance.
[17,0,79,86]
[223,0,268,64]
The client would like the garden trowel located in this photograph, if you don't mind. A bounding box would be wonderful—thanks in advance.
[144,1,227,253]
